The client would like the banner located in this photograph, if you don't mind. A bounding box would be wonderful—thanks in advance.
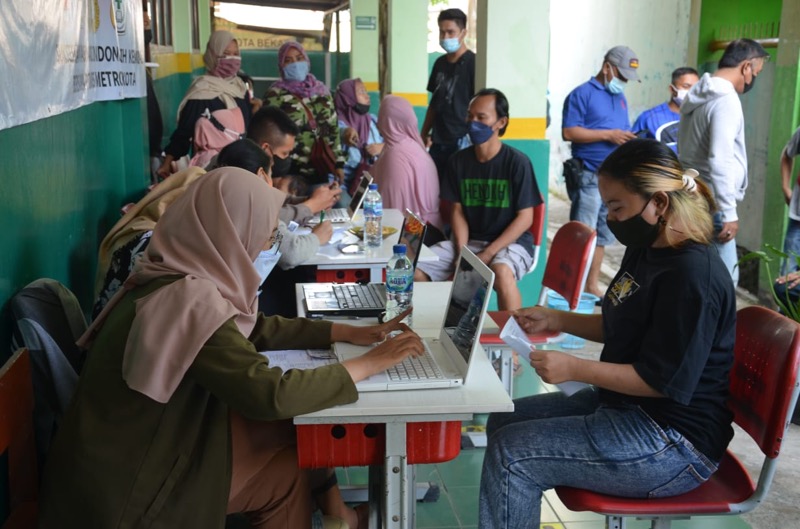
[0,0,146,131]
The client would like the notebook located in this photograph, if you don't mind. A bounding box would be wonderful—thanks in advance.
[307,172,373,224]
[333,248,495,391]
[302,210,428,318]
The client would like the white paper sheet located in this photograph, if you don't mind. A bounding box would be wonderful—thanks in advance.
[261,349,337,372]
[499,317,590,396]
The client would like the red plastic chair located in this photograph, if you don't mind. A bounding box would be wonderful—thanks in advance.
[482,220,597,346]
[0,349,38,528]
[479,221,596,395]
[555,306,800,529]
[525,200,546,275]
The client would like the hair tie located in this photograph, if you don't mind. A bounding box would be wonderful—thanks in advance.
[682,169,699,193]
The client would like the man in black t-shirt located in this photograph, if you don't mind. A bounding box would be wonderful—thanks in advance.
[420,8,476,185]
[416,89,542,311]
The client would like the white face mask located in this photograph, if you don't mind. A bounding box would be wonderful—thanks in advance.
[671,85,689,107]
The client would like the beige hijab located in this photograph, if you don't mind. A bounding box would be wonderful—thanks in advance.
[80,167,286,403]
[94,166,206,296]
[176,30,247,119]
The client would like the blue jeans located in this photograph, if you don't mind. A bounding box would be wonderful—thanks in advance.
[478,389,718,529]
[782,218,800,275]
[712,212,739,286]
[568,169,614,246]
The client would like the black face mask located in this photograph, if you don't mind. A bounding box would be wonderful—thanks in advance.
[354,103,370,115]
[271,155,292,177]
[144,29,153,46]
[607,200,661,248]
[743,76,756,93]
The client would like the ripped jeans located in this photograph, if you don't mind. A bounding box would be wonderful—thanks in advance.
[478,388,718,529]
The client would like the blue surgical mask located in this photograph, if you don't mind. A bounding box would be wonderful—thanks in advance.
[440,37,461,54]
[283,61,309,82]
[468,120,496,146]
[253,248,281,288]
[606,70,626,95]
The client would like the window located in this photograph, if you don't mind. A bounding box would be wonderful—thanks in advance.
[148,0,173,46]
[191,0,201,50]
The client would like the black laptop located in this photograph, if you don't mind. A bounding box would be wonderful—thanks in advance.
[303,210,428,317]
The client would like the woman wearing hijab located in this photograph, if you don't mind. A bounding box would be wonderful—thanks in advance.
[157,31,259,180]
[371,95,443,237]
[264,41,345,192]
[38,167,422,529]
[92,166,207,318]
[334,78,383,194]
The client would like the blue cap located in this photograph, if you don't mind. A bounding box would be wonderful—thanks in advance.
[369,183,378,190]
[393,244,407,254]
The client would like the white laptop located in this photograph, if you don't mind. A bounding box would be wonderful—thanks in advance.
[333,248,495,391]
[307,172,373,224]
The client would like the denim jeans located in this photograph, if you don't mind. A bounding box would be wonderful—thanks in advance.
[568,169,614,246]
[782,218,800,275]
[712,211,739,286]
[478,389,718,529]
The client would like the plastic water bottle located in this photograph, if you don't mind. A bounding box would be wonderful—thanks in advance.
[363,183,383,248]
[452,286,486,350]
[385,244,413,325]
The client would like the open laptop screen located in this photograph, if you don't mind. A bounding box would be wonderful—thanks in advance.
[443,254,492,364]
[397,210,427,270]
[347,172,373,215]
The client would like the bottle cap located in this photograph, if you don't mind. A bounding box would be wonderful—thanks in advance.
[393,244,407,254]
[368,183,378,190]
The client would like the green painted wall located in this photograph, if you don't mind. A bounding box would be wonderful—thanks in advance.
[501,139,550,309]
[697,0,782,67]
[760,2,800,296]
[0,98,149,351]
[153,66,203,150]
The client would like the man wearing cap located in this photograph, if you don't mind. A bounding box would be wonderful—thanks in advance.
[678,38,770,286]
[562,45,639,298]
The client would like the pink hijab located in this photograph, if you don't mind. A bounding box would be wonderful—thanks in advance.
[270,41,330,99]
[372,95,442,230]
[80,167,286,403]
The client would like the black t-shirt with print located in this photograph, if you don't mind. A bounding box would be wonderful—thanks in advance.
[441,143,541,256]
[427,50,476,145]
[599,243,737,461]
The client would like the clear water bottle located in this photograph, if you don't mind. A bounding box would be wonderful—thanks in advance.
[385,244,413,325]
[363,183,383,248]
[452,286,486,350]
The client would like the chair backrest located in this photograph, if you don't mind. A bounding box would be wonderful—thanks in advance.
[730,306,800,458]
[539,221,597,310]
[9,278,87,472]
[0,349,38,528]
[526,200,547,273]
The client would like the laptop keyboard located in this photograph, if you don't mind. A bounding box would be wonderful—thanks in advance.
[387,345,445,381]
[333,284,384,310]
[326,208,349,223]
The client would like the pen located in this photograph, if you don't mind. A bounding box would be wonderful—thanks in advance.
[320,211,325,223]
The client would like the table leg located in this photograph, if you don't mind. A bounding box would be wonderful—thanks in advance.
[382,422,412,529]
